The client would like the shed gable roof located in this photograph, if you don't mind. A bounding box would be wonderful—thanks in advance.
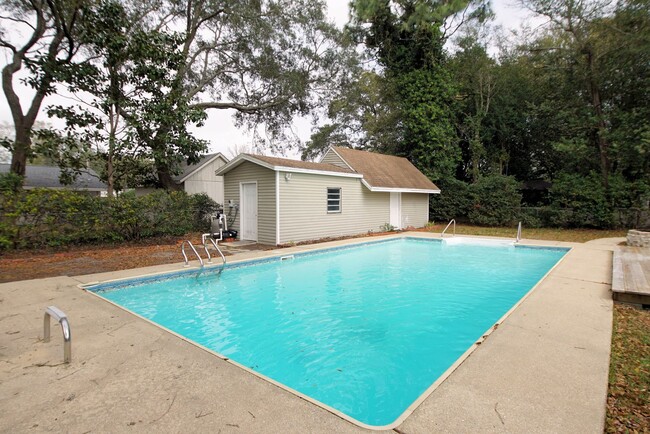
[329,147,440,193]
[217,149,439,193]
[216,153,361,178]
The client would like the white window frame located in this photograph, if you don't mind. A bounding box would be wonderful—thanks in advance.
[327,187,342,213]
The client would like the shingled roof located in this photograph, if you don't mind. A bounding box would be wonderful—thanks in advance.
[331,147,440,192]
[173,153,228,182]
[0,164,107,190]
[217,148,439,193]
[245,154,355,174]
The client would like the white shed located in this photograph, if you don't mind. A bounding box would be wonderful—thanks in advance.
[175,153,229,205]
[217,147,440,245]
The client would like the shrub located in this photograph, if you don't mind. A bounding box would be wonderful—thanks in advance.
[0,189,220,250]
[0,172,23,192]
[467,175,522,226]
[429,178,471,222]
[549,173,613,228]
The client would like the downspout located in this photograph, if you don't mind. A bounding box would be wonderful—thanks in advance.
[275,171,280,245]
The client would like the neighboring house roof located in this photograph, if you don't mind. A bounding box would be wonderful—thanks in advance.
[216,153,362,178]
[329,147,440,193]
[174,152,229,183]
[0,164,107,191]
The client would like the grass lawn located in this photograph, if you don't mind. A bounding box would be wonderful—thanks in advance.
[429,223,627,243]
[607,304,650,432]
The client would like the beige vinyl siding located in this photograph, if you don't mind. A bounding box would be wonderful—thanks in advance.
[223,161,276,245]
[279,172,389,244]
[320,149,351,169]
[184,156,228,205]
[401,193,429,228]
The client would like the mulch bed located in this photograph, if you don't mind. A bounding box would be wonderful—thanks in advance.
[0,238,190,283]
[0,230,411,283]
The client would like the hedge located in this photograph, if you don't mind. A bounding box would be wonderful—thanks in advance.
[430,174,649,229]
[0,189,219,250]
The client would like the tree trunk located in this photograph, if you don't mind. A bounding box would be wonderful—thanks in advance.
[9,127,31,176]
[585,47,610,189]
[106,153,114,197]
[156,165,181,191]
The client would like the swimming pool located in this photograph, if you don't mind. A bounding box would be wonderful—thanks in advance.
[87,237,568,428]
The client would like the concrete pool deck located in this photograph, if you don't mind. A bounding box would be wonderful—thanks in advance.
[0,233,619,433]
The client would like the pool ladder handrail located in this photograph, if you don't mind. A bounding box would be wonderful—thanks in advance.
[202,232,226,272]
[181,240,204,267]
[441,219,456,238]
[515,221,522,243]
[43,306,71,363]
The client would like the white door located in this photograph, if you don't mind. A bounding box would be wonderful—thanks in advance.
[389,192,401,229]
[240,182,258,241]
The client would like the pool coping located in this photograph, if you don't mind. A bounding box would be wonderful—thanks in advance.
[78,233,572,431]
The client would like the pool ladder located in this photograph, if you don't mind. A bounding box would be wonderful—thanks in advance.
[515,221,522,243]
[441,219,456,237]
[181,237,226,271]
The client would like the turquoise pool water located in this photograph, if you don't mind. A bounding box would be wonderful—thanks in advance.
[90,238,567,427]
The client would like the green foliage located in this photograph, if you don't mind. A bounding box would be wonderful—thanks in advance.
[467,175,522,226]
[301,71,401,160]
[0,189,219,250]
[429,178,472,222]
[430,176,522,226]
[394,67,459,180]
[549,173,613,228]
[0,172,23,192]
[45,0,208,193]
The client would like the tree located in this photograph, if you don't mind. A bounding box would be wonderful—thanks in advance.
[345,0,491,180]
[519,0,616,188]
[128,0,346,188]
[40,1,206,196]
[450,31,498,182]
[301,70,401,160]
[0,0,86,177]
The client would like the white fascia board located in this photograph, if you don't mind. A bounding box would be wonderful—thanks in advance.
[179,152,228,182]
[360,179,440,194]
[275,166,362,178]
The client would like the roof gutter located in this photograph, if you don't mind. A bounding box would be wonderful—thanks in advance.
[360,179,440,194]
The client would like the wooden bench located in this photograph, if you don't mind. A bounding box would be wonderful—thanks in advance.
[612,246,650,306]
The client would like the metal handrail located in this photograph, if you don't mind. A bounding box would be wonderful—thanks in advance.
[181,240,204,267]
[441,219,456,238]
[43,306,71,363]
[516,221,522,243]
[202,233,226,271]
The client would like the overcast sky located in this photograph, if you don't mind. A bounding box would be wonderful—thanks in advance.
[0,0,537,162]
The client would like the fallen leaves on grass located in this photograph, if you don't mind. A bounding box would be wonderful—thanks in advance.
[606,304,650,433]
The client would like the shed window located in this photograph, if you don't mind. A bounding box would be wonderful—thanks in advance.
[327,187,341,213]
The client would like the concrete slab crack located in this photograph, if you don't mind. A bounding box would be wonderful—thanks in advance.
[494,402,505,425]
[149,392,177,424]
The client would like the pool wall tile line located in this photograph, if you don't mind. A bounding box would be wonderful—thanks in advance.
[84,235,568,294]
[85,236,412,292]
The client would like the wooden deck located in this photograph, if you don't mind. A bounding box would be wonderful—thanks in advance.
[612,246,650,305]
